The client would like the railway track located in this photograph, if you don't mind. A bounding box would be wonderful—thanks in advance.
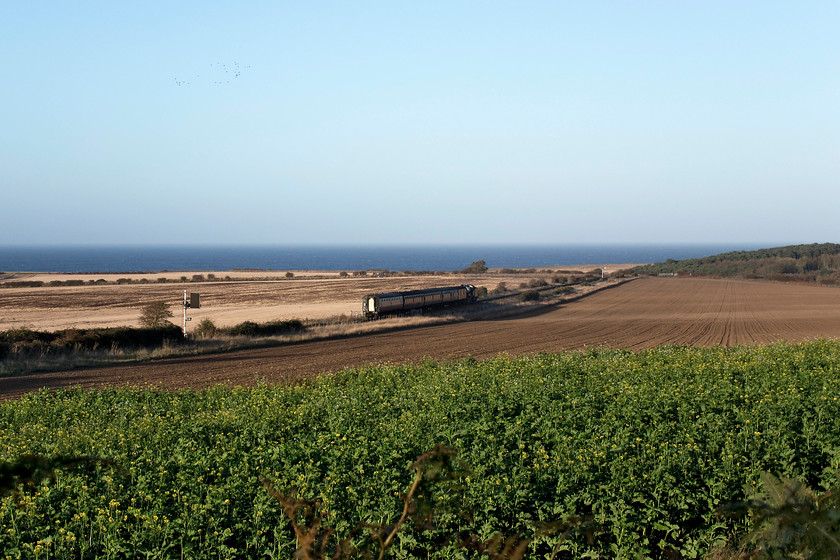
[4,277,840,399]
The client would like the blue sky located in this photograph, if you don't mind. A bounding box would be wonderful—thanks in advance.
[3,2,838,246]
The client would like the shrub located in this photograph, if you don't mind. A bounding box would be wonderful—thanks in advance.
[139,301,174,328]
[191,274,205,282]
[285,272,294,278]
[48,279,84,287]
[261,319,306,336]
[228,321,258,337]
[0,325,184,354]
[529,278,548,288]
[1,328,52,345]
[50,329,89,350]
[95,325,183,348]
[474,286,488,298]
[194,318,218,338]
[4,281,44,288]
[521,290,540,302]
[339,271,349,277]
[461,260,488,274]
[9,339,48,355]
[225,319,306,338]
[491,282,507,294]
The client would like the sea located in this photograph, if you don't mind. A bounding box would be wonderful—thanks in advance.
[0,244,770,274]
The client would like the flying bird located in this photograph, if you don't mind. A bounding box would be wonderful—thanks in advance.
[173,61,250,87]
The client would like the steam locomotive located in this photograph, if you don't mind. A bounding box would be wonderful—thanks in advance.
[363,284,477,318]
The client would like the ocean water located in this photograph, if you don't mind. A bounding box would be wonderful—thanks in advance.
[0,244,767,273]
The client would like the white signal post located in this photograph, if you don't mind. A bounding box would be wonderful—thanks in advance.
[183,290,200,336]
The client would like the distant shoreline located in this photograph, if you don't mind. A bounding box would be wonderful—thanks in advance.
[0,244,758,273]
[0,266,643,332]
[1,264,645,284]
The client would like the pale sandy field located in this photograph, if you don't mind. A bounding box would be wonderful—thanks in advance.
[0,265,638,331]
[7,276,840,399]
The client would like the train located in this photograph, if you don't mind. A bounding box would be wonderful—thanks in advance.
[363,284,477,318]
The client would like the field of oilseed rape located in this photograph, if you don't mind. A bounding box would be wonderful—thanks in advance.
[2,340,840,559]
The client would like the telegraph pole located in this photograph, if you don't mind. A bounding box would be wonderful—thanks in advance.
[183,290,200,336]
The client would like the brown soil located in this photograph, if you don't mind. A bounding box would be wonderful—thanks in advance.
[4,276,840,399]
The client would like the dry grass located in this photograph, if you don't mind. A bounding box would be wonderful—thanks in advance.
[0,265,633,331]
[0,278,629,376]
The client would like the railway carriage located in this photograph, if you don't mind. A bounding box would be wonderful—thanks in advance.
[363,284,476,318]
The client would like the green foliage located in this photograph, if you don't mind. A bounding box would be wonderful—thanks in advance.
[49,280,84,287]
[0,325,184,355]
[520,289,540,301]
[227,320,259,336]
[194,318,218,339]
[260,445,472,559]
[721,472,840,558]
[139,300,174,328]
[635,243,840,280]
[225,319,306,337]
[2,342,840,558]
[1,455,119,497]
[1,281,44,288]
[462,260,489,274]
[261,444,596,559]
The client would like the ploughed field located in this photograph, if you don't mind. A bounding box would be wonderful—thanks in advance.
[4,276,840,398]
[0,272,499,330]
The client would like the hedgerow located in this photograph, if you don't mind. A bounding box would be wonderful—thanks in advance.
[0,325,184,356]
